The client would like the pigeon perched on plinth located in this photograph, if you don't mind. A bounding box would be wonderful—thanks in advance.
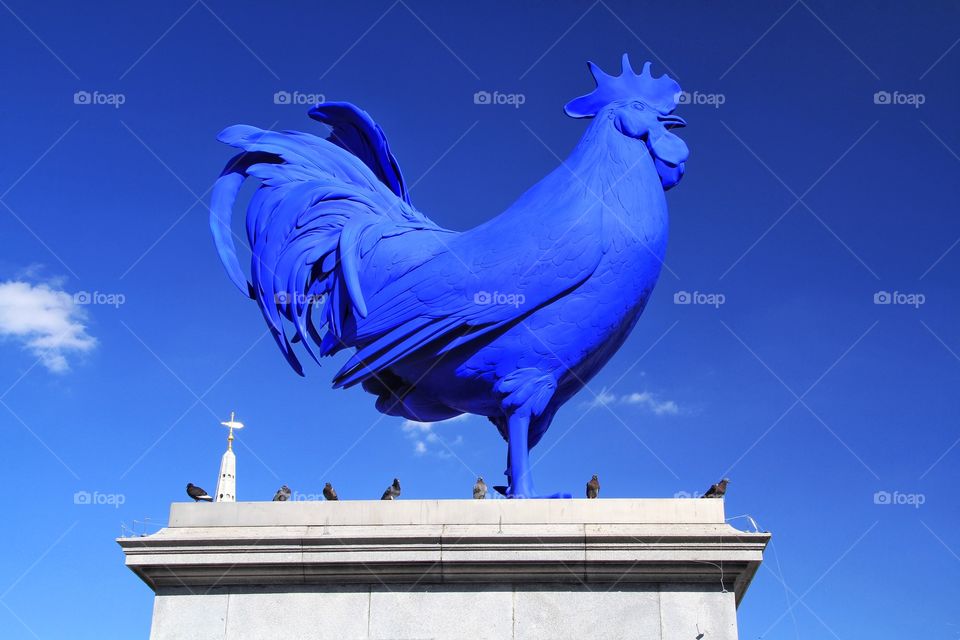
[702,478,729,499]
[381,478,401,500]
[273,485,291,501]
[323,482,339,501]
[186,483,213,502]
[586,475,600,499]
[473,476,487,499]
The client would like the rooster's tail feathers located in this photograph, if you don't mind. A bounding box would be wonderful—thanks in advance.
[209,108,436,375]
[308,102,411,205]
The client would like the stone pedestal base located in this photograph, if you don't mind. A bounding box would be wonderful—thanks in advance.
[119,500,769,640]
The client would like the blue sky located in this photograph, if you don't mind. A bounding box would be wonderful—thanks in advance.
[0,1,958,637]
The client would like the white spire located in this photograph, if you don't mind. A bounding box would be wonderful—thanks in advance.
[215,411,244,502]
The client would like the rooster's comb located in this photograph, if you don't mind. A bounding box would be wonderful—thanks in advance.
[564,54,680,119]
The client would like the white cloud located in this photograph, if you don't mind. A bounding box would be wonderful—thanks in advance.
[401,414,470,456]
[593,389,617,406]
[621,391,680,415]
[588,388,680,415]
[0,280,96,373]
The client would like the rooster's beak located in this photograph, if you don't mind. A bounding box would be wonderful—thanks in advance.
[658,114,686,129]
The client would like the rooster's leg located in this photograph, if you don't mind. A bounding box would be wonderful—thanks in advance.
[506,413,535,498]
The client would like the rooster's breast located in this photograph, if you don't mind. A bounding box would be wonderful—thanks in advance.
[386,228,666,418]
[525,239,665,404]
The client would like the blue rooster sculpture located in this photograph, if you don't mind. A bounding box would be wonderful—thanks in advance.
[210,54,688,498]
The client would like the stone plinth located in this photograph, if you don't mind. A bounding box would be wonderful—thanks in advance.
[119,499,769,640]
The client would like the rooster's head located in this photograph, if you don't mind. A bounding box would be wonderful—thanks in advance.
[565,54,688,189]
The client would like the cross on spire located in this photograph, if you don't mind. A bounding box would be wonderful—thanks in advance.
[220,411,245,451]
[215,411,245,502]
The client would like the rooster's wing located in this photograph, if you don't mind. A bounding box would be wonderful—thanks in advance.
[333,203,604,387]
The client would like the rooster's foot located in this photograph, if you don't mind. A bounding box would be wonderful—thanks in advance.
[493,485,572,499]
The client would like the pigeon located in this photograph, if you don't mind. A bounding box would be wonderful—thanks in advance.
[186,483,213,502]
[323,482,339,501]
[586,474,600,499]
[473,476,487,499]
[273,485,291,501]
[381,478,401,500]
[702,478,730,499]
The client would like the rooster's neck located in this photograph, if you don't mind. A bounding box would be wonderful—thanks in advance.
[493,117,668,252]
[563,118,668,234]
[570,118,661,190]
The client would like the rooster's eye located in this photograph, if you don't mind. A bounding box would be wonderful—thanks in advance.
[633,102,645,110]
